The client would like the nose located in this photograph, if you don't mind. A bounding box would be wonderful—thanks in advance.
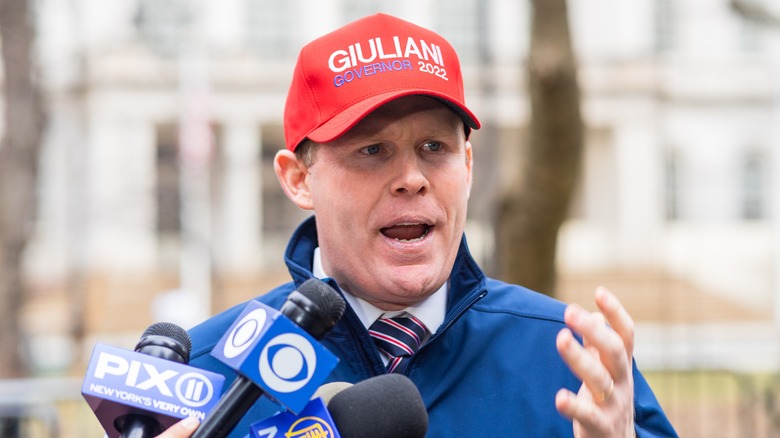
[391,153,429,196]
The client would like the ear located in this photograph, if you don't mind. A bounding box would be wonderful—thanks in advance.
[274,149,314,210]
[465,141,474,199]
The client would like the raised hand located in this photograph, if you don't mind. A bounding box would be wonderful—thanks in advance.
[556,287,636,437]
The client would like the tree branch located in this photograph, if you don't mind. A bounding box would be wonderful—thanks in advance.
[730,0,780,27]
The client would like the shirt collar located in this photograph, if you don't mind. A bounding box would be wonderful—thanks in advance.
[312,247,446,333]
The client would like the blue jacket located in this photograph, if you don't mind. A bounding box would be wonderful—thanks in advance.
[189,217,678,437]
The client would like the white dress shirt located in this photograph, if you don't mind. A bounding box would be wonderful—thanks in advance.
[312,248,446,365]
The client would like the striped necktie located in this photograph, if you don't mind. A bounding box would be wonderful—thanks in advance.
[369,314,429,373]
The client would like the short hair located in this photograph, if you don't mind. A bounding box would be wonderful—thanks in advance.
[295,140,318,167]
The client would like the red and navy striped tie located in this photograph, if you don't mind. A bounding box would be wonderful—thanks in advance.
[369,314,429,373]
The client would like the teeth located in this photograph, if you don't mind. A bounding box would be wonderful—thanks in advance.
[395,227,430,242]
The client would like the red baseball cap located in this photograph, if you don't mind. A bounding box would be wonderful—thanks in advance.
[283,13,481,151]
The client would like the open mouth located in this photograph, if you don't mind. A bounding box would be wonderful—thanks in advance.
[380,223,432,242]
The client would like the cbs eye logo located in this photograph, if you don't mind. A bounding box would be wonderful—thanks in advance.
[259,333,317,393]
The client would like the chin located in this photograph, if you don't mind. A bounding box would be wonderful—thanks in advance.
[388,269,445,295]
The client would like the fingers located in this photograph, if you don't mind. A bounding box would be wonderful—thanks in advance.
[562,302,630,383]
[595,286,635,360]
[155,417,199,438]
[555,388,609,431]
[581,312,605,356]
[556,287,637,436]
[556,327,615,403]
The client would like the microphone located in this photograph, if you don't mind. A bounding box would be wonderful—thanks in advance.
[250,374,428,438]
[118,322,191,438]
[192,278,346,438]
[82,322,226,438]
[313,381,353,405]
[328,374,428,438]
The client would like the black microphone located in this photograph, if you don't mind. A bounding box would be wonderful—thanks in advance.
[327,374,428,438]
[117,322,192,438]
[192,278,346,438]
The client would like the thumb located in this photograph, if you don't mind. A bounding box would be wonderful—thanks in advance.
[156,416,200,438]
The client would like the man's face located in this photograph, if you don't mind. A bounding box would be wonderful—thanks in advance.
[299,96,473,310]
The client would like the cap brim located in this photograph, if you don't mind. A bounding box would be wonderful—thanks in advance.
[306,90,481,144]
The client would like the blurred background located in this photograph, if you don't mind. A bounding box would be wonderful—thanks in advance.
[1,0,779,436]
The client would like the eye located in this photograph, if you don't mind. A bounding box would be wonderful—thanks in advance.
[361,144,383,155]
[422,141,443,152]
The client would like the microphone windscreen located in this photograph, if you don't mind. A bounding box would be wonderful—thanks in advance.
[312,382,353,405]
[298,278,346,322]
[142,321,192,350]
[327,374,428,438]
[282,278,346,340]
[134,321,192,364]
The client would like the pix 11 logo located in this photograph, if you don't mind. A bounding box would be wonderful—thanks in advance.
[81,344,225,438]
[91,348,216,407]
[211,301,339,413]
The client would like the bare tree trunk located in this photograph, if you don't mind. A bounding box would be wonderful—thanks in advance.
[0,0,45,378]
[495,0,583,296]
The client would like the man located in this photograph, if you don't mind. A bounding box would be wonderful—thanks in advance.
[161,13,677,437]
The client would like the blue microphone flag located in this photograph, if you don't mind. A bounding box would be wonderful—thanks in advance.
[210,300,339,413]
[250,397,341,438]
[81,343,226,438]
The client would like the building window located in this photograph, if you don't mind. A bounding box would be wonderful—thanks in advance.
[156,123,223,234]
[209,124,225,218]
[742,151,765,220]
[245,0,294,59]
[156,123,181,236]
[654,0,676,53]
[260,124,309,236]
[433,0,480,62]
[135,0,191,57]
[664,151,679,221]
[738,13,762,53]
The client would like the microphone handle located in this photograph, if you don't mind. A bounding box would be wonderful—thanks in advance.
[191,376,264,438]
